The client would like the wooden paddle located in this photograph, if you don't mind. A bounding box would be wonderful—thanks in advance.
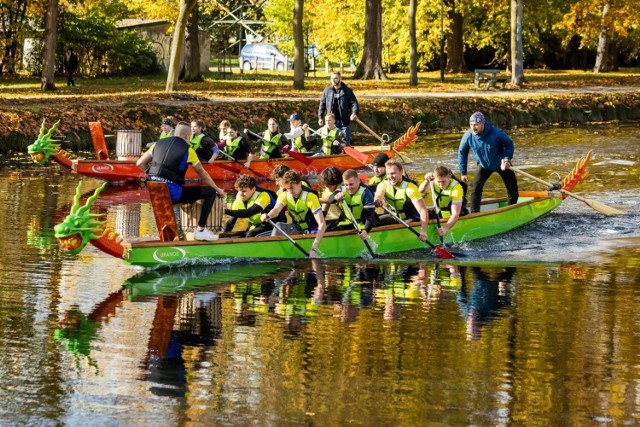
[268,219,309,257]
[245,129,313,166]
[381,205,454,259]
[354,117,410,163]
[340,201,376,258]
[511,166,623,216]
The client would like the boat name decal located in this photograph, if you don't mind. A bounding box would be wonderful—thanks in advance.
[91,163,115,173]
[152,247,187,263]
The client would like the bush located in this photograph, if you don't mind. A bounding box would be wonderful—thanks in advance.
[24,12,160,77]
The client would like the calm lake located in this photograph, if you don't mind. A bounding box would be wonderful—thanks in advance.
[1,122,639,425]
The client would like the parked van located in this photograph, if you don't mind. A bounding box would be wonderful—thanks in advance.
[240,43,292,71]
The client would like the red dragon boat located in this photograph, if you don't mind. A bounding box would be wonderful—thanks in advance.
[28,120,420,183]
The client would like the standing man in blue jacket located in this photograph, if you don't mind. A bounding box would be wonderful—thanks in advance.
[458,112,519,213]
[318,72,359,145]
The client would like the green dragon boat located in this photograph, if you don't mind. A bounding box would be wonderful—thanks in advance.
[54,152,600,268]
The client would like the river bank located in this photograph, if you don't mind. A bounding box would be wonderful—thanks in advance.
[4,86,640,153]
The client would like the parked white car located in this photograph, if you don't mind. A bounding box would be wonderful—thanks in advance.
[240,43,292,71]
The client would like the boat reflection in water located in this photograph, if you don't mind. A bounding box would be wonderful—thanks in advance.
[54,259,551,400]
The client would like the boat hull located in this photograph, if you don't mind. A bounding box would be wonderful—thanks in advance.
[121,195,562,268]
[68,148,389,183]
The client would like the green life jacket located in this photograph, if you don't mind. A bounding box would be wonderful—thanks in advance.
[285,189,318,230]
[159,130,173,139]
[224,136,242,157]
[384,179,418,220]
[339,185,366,228]
[190,133,204,151]
[261,131,281,159]
[369,174,386,187]
[292,133,308,153]
[320,127,340,155]
[231,190,263,228]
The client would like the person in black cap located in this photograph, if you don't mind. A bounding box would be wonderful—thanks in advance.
[283,113,316,153]
[367,152,389,192]
[159,117,175,139]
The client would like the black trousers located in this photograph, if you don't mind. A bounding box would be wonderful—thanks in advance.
[469,166,519,213]
[177,186,216,228]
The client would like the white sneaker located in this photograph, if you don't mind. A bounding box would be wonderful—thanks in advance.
[194,228,219,241]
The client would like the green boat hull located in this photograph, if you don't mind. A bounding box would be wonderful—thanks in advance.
[122,263,288,300]
[122,195,562,268]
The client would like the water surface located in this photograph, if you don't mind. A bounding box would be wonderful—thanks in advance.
[0,123,639,425]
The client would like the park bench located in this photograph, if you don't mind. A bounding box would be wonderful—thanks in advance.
[474,69,508,90]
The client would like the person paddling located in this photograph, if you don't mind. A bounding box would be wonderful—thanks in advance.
[260,170,327,258]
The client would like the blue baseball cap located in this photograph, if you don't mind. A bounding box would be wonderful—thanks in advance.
[288,113,301,122]
[469,112,485,124]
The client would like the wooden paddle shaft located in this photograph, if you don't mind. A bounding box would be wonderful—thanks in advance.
[511,167,587,202]
[354,118,385,144]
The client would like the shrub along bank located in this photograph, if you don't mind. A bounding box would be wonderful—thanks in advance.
[3,91,640,154]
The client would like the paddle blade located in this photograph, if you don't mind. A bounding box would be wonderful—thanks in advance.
[343,146,370,165]
[433,246,454,259]
[584,198,624,216]
[287,150,313,166]
[393,122,421,152]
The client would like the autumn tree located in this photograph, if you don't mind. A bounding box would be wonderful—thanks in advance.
[166,0,197,91]
[41,0,58,90]
[511,0,523,85]
[408,0,417,86]
[354,0,386,79]
[0,0,28,74]
[445,0,466,73]
[292,0,304,89]
[183,6,203,82]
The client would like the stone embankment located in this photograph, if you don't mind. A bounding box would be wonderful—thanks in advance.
[3,86,640,153]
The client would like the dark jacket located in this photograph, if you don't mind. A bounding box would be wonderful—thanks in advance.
[318,83,359,125]
[64,52,78,73]
[458,122,515,175]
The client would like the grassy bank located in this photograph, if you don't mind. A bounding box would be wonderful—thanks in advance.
[2,69,640,153]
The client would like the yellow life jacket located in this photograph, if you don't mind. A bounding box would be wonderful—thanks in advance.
[285,190,318,230]
[260,130,281,159]
[339,186,366,228]
[189,133,204,151]
[384,179,418,220]
[320,127,340,155]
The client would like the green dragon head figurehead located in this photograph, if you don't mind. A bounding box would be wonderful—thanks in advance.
[55,181,108,254]
[27,119,62,165]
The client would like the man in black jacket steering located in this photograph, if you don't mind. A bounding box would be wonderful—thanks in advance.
[318,72,359,145]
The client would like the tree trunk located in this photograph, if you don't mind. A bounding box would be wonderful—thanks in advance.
[292,0,305,89]
[183,6,203,82]
[408,0,417,86]
[353,0,387,80]
[40,0,58,91]
[510,0,524,86]
[166,0,197,92]
[445,0,466,73]
[593,3,610,73]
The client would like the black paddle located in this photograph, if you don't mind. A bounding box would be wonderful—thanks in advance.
[381,205,454,259]
[429,180,447,247]
[340,201,377,258]
[268,219,310,257]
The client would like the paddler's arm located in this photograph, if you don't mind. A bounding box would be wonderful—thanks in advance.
[192,161,225,198]
[136,150,152,172]
[310,209,326,259]
[412,197,429,242]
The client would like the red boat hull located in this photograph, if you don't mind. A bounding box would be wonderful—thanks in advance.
[68,149,391,183]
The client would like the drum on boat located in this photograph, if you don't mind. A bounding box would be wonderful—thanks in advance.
[116,130,142,160]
